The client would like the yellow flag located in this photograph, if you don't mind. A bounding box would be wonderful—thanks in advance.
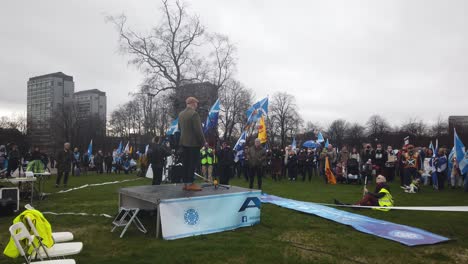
[258,116,267,144]
[325,157,337,184]
[129,146,133,154]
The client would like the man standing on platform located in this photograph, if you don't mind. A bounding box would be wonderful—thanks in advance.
[56,142,73,188]
[179,97,206,191]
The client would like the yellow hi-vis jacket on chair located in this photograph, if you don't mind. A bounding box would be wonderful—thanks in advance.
[374,188,394,212]
[3,209,54,258]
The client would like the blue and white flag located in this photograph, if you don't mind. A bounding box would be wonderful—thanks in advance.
[325,139,329,148]
[434,139,438,158]
[145,144,149,155]
[429,141,434,153]
[87,139,93,156]
[124,141,130,153]
[317,132,325,143]
[204,99,221,134]
[454,130,468,174]
[166,118,179,136]
[291,137,297,151]
[233,131,247,162]
[246,97,268,126]
[116,141,123,155]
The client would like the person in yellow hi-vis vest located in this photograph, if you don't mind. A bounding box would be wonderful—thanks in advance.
[334,175,394,211]
[200,142,214,181]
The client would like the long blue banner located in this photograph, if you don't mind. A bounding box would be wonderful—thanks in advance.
[260,194,449,246]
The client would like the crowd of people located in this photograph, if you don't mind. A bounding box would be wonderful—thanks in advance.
[1,137,467,193]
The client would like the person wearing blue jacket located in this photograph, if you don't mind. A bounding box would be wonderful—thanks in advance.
[433,148,448,190]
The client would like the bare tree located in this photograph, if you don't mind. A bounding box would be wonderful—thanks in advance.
[346,122,366,147]
[206,33,237,89]
[326,119,348,148]
[366,115,390,140]
[270,92,302,147]
[218,80,252,141]
[401,118,428,138]
[431,115,448,137]
[109,0,205,94]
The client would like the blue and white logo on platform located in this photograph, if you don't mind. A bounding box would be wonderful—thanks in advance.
[184,208,200,225]
[389,230,424,240]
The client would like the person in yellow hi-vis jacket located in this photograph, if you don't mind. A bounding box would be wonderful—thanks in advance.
[200,142,214,181]
[334,175,394,211]
[4,209,54,258]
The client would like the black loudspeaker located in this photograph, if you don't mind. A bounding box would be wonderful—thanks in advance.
[169,165,184,183]
[0,187,19,215]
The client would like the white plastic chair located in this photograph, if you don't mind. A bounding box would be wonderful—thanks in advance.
[25,217,74,243]
[9,222,76,264]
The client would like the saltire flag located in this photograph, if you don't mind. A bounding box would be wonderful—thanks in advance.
[204,99,221,134]
[454,129,468,174]
[325,157,337,184]
[448,146,455,176]
[145,144,149,155]
[166,118,179,136]
[87,139,93,156]
[317,132,325,143]
[429,141,434,153]
[291,137,297,151]
[325,139,329,148]
[257,116,267,144]
[233,131,247,162]
[124,141,130,153]
[246,97,268,126]
[116,141,123,155]
[434,138,438,158]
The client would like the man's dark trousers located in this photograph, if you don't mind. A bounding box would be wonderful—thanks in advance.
[182,146,200,183]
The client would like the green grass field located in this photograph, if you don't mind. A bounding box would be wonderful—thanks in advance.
[1,172,467,264]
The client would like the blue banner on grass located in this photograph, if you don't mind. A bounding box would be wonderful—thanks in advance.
[260,194,449,246]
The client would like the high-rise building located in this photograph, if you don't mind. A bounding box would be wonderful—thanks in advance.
[74,89,107,124]
[449,116,468,142]
[27,72,74,154]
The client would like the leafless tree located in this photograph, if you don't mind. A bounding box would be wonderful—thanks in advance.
[206,33,237,89]
[326,119,348,148]
[270,92,302,147]
[218,80,252,141]
[430,115,448,137]
[346,122,366,147]
[109,0,205,94]
[366,115,390,140]
[400,118,428,138]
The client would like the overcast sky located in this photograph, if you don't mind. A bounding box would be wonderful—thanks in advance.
[1,0,467,127]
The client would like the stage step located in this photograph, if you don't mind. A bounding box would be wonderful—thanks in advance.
[111,207,147,238]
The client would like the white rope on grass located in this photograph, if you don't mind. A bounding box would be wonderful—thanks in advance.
[42,211,113,218]
[44,177,144,195]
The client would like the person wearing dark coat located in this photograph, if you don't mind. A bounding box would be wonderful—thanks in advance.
[56,142,73,187]
[94,150,104,174]
[218,142,235,185]
[149,136,171,185]
[104,153,113,174]
[286,149,298,181]
[6,143,20,177]
[178,97,206,191]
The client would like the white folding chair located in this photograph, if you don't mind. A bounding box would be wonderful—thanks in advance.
[19,217,83,259]
[9,222,76,264]
[25,217,74,243]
